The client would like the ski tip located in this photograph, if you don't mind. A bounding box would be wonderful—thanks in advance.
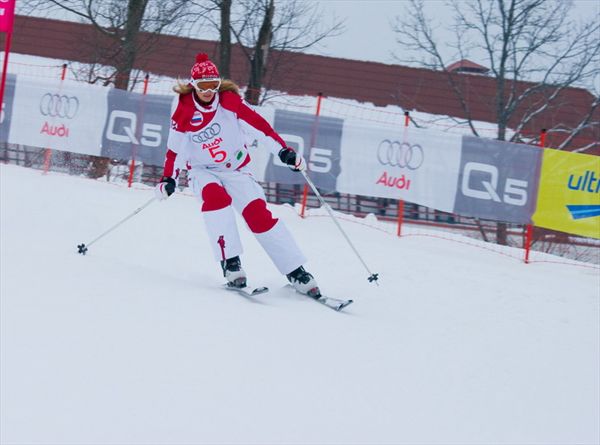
[224,284,269,298]
[251,287,269,295]
[336,300,354,311]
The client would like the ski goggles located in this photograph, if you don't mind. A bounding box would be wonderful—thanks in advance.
[190,78,221,93]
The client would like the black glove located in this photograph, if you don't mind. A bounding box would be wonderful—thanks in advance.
[278,148,297,165]
[155,176,176,200]
[278,148,306,171]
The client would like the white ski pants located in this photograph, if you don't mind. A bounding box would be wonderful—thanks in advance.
[189,166,306,275]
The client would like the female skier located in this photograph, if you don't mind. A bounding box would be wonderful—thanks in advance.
[154,53,319,297]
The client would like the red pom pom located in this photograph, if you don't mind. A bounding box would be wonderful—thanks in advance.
[195,53,209,63]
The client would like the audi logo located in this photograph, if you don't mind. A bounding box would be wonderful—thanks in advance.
[377,140,424,170]
[191,123,222,143]
[39,93,80,119]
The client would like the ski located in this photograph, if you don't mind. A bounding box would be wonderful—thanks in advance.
[223,284,269,298]
[286,285,353,311]
[224,283,352,311]
[313,294,354,311]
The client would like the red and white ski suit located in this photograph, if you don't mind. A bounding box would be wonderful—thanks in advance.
[161,90,306,275]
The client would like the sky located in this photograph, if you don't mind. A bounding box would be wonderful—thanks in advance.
[310,0,600,66]
[309,0,600,92]
[1,163,599,443]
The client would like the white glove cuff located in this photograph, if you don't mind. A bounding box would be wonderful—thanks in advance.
[293,156,306,172]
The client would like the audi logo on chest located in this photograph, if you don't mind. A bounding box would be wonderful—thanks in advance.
[377,140,424,170]
[191,123,222,143]
[39,93,80,119]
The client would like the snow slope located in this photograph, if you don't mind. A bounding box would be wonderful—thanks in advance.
[1,164,599,445]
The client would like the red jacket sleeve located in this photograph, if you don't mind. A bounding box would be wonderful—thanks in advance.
[162,94,195,179]
[162,149,178,178]
[220,91,287,149]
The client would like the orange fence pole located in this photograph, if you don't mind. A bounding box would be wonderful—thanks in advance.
[300,181,309,218]
[397,200,405,237]
[539,128,547,148]
[523,128,546,262]
[524,224,534,264]
[397,111,410,236]
[300,92,323,218]
[42,149,52,173]
[43,64,68,174]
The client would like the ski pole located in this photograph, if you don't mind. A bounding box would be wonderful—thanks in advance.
[300,170,379,284]
[77,197,156,255]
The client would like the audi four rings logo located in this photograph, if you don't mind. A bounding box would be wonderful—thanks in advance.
[191,123,222,143]
[39,93,80,119]
[377,140,424,170]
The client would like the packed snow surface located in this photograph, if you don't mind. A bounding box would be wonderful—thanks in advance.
[1,164,599,444]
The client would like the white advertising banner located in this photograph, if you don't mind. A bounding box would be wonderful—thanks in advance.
[337,123,462,213]
[3,74,578,230]
[5,76,463,215]
[8,78,107,156]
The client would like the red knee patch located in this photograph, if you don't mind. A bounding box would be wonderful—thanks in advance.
[242,199,278,233]
[201,183,232,211]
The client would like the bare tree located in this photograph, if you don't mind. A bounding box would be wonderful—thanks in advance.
[243,0,275,104]
[394,0,599,145]
[185,0,232,78]
[19,0,194,90]
[112,0,343,105]
[393,0,600,244]
[17,0,204,179]
[227,0,344,105]
[219,0,233,79]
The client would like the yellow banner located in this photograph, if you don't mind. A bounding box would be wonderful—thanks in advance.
[533,149,600,239]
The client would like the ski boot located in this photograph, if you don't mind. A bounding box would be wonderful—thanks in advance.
[286,266,320,299]
[222,256,247,288]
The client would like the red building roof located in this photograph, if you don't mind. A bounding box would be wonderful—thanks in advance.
[8,15,600,154]
[446,59,490,75]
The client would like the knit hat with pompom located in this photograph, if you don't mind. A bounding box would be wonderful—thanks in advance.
[190,53,220,80]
